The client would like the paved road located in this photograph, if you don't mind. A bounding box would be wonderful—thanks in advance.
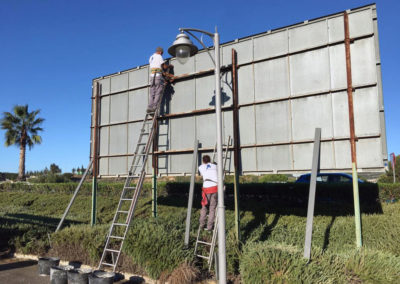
[0,258,49,284]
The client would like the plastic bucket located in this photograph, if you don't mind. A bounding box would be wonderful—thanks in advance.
[38,257,60,276]
[88,270,115,284]
[67,268,92,284]
[50,265,73,284]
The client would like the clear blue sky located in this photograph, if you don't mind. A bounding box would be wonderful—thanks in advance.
[0,0,398,173]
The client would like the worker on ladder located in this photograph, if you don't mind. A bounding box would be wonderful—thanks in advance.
[148,47,173,113]
[198,155,218,231]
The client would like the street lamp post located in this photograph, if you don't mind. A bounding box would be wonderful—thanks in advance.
[169,28,226,283]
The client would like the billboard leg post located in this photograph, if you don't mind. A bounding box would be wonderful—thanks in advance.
[91,176,97,226]
[352,163,362,247]
[184,139,199,248]
[233,168,241,243]
[152,168,157,218]
[303,128,321,260]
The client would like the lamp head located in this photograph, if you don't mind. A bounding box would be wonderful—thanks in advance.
[168,32,198,64]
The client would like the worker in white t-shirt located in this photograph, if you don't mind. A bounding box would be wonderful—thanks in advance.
[147,47,167,113]
[198,155,218,231]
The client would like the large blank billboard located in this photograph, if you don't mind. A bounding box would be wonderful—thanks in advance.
[91,4,387,177]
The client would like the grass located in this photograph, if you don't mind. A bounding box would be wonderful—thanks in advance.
[1,181,400,282]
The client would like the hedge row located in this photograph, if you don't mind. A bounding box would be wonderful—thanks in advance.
[0,181,166,197]
[166,182,398,204]
[2,180,399,203]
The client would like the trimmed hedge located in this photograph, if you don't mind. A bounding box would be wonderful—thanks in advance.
[166,182,390,205]
[0,181,166,197]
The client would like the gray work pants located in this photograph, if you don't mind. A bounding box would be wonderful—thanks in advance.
[199,192,218,230]
[148,75,164,109]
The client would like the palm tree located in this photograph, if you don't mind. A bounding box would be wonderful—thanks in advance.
[1,105,44,180]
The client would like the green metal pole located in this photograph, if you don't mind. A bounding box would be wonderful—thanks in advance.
[233,168,241,243]
[91,176,97,226]
[352,163,362,247]
[152,168,157,218]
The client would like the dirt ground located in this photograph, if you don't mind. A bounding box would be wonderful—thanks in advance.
[0,257,147,284]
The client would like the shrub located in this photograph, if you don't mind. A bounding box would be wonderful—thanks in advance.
[259,174,288,183]
[123,216,194,279]
[51,225,108,266]
[240,241,400,284]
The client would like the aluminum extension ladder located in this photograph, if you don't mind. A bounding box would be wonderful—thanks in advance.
[97,88,165,272]
[194,136,232,271]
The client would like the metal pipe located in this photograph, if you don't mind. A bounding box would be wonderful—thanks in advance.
[344,11,362,248]
[231,48,241,243]
[214,30,227,284]
[303,128,321,260]
[184,138,199,248]
[152,119,158,218]
[91,81,100,226]
[56,160,93,232]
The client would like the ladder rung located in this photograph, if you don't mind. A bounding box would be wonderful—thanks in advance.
[101,262,115,267]
[113,223,128,226]
[196,254,209,260]
[197,240,212,246]
[105,248,120,253]
[117,210,129,214]
[124,186,136,190]
[137,142,147,145]
[121,198,133,201]
[135,153,146,156]
[109,235,124,240]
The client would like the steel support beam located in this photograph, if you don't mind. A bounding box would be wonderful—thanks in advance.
[344,11,362,248]
[232,48,241,243]
[184,138,199,248]
[91,81,100,226]
[303,128,321,260]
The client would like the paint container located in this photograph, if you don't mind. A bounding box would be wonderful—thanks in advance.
[88,270,115,284]
[50,265,73,284]
[67,268,92,284]
[38,257,60,276]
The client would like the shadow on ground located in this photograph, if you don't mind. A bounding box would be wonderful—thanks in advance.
[0,259,37,272]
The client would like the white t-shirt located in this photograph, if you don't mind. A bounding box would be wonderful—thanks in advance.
[149,53,165,77]
[198,163,218,188]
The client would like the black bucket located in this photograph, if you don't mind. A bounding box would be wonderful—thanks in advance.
[88,270,115,284]
[50,265,74,284]
[67,268,92,284]
[38,257,60,276]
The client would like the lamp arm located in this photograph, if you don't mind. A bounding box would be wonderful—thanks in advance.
[180,27,214,37]
[183,30,216,66]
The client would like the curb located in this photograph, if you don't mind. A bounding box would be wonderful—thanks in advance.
[13,253,158,284]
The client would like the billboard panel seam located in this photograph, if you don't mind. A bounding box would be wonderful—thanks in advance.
[97,134,381,159]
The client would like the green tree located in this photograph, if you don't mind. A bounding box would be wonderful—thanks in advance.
[0,105,44,180]
[50,163,62,174]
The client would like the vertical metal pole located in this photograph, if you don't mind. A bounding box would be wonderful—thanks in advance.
[184,138,199,248]
[344,11,362,248]
[152,168,157,217]
[91,82,99,227]
[303,128,321,260]
[214,29,227,284]
[391,153,396,183]
[231,48,241,243]
[152,119,159,218]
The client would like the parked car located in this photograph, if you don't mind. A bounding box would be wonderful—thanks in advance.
[295,173,364,183]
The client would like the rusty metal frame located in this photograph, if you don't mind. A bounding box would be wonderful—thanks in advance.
[344,11,362,248]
